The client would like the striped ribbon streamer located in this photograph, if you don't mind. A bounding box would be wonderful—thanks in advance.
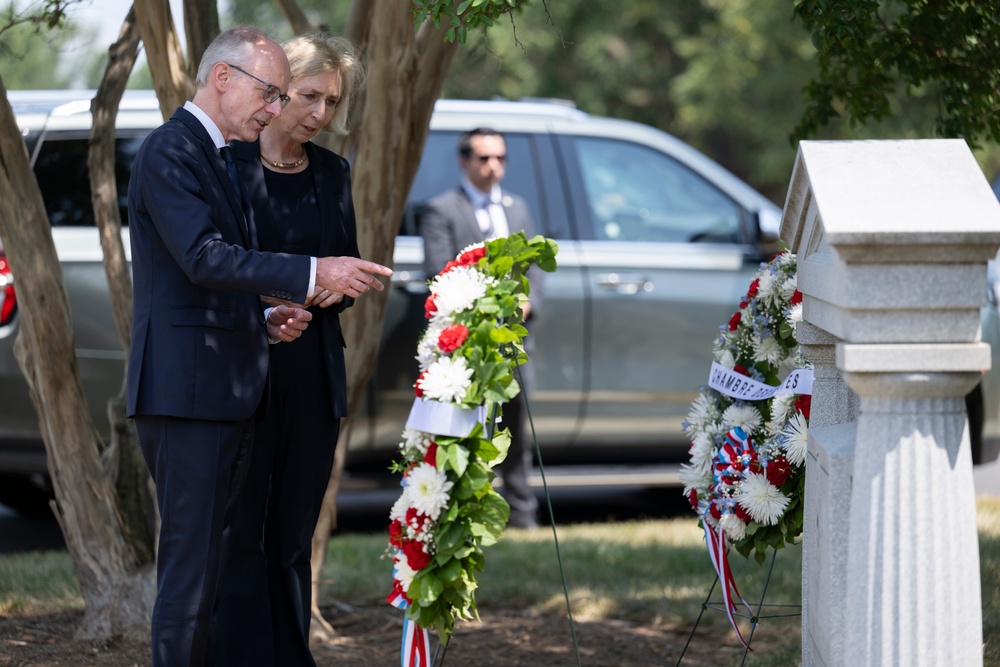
[387,565,432,667]
[702,517,754,650]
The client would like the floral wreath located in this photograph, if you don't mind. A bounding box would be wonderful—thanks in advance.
[386,232,558,663]
[680,250,810,646]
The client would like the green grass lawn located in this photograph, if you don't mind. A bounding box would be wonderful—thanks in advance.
[2,497,998,666]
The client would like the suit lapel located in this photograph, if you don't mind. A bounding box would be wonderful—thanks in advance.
[173,109,252,248]
[455,188,484,241]
[308,143,339,256]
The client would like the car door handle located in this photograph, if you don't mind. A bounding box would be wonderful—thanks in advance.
[595,273,653,295]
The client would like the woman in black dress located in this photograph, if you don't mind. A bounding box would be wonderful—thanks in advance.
[216,33,367,667]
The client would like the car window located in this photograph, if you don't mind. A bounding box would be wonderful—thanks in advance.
[570,136,742,244]
[32,134,146,227]
[404,131,545,236]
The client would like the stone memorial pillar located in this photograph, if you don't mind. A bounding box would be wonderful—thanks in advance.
[781,139,1000,667]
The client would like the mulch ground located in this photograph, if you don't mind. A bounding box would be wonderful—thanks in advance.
[0,606,759,666]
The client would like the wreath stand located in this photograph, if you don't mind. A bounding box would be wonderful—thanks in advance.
[674,548,800,667]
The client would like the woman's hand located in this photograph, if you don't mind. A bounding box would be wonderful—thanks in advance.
[306,288,345,309]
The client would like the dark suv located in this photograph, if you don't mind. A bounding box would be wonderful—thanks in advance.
[2,91,997,515]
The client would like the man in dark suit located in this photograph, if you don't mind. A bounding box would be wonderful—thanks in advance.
[127,28,391,667]
[420,127,542,529]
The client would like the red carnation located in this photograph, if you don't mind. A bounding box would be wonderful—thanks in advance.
[709,502,722,521]
[747,278,760,299]
[401,539,431,571]
[765,456,793,488]
[425,441,438,467]
[733,365,748,376]
[388,520,404,548]
[437,323,469,354]
[424,294,438,319]
[414,371,426,398]
[440,259,460,275]
[728,311,742,331]
[687,488,699,509]
[791,290,803,305]
[734,503,753,523]
[794,394,811,419]
[405,507,431,531]
[458,246,486,266]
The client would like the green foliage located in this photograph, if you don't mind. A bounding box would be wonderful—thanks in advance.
[412,0,529,44]
[0,1,82,89]
[793,0,1000,146]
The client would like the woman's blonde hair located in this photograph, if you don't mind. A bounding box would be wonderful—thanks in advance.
[282,33,367,135]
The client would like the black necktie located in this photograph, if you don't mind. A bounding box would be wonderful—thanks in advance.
[220,145,242,197]
[220,145,251,239]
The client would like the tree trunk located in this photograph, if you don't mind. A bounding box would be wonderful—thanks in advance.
[275,0,317,35]
[134,0,194,120]
[0,76,154,640]
[182,0,220,79]
[308,0,459,643]
[89,6,158,573]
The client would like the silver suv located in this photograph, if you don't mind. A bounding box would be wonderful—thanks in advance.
[3,91,997,515]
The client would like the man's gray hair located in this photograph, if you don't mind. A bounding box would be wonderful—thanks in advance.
[195,27,271,86]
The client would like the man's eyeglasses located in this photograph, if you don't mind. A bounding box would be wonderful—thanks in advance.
[227,63,291,109]
[475,154,507,164]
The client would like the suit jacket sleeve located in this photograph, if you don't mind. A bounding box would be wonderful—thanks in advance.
[135,119,311,302]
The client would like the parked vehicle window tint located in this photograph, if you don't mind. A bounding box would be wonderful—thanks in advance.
[405,131,544,236]
[571,136,741,244]
[33,135,145,227]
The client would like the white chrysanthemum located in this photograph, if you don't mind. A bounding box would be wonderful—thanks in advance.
[719,512,747,541]
[769,393,796,434]
[415,320,449,370]
[736,472,790,525]
[776,251,796,268]
[419,355,473,404]
[688,431,717,470]
[755,270,777,302]
[429,266,492,319]
[781,412,809,466]
[389,493,409,523]
[722,403,762,435]
[680,461,711,497]
[404,462,454,520]
[787,303,803,324]
[779,273,798,302]
[393,554,417,593]
[686,393,716,430]
[714,347,736,368]
[753,334,784,365]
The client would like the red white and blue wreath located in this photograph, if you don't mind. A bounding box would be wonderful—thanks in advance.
[680,250,812,647]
